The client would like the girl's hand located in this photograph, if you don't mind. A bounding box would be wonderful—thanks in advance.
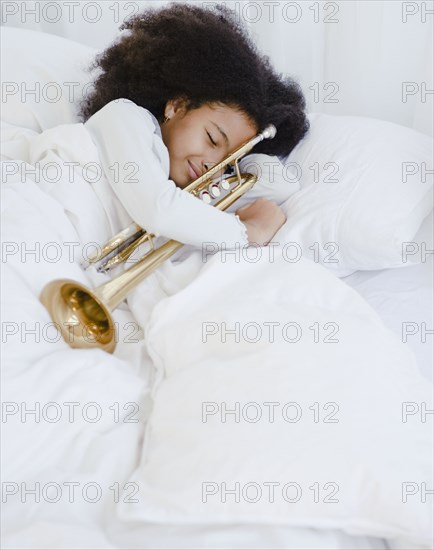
[236,198,287,246]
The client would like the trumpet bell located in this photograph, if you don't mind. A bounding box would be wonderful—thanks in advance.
[40,279,116,353]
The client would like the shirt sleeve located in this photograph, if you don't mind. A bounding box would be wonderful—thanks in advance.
[84,99,248,250]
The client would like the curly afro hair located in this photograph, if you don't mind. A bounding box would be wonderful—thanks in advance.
[79,2,309,157]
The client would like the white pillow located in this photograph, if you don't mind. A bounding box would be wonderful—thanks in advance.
[118,252,433,548]
[1,27,97,131]
[274,114,433,274]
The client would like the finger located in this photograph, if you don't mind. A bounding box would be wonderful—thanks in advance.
[236,203,252,213]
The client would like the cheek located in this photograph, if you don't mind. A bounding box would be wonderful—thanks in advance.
[167,120,205,163]
[168,127,189,160]
[179,121,206,153]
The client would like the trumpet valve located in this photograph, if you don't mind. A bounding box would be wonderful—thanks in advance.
[209,183,221,198]
[199,190,212,203]
[220,179,231,191]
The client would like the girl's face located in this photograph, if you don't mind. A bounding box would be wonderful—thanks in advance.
[160,99,258,188]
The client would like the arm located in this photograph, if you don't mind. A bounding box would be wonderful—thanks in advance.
[84,99,248,249]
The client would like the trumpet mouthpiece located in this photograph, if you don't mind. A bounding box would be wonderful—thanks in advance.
[262,124,277,140]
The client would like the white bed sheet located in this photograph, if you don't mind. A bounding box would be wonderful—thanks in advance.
[343,212,433,382]
[105,273,434,550]
[108,260,432,550]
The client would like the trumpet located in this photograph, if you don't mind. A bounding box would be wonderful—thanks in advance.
[40,124,277,353]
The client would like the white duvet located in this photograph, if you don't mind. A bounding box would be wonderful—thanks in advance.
[1,120,433,549]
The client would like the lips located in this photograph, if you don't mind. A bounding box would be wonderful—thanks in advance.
[188,161,201,180]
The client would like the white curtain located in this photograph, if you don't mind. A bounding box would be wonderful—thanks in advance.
[2,0,433,135]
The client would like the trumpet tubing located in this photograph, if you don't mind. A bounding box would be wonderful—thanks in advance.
[39,125,276,352]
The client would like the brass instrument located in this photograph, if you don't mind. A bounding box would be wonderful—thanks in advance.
[40,124,276,353]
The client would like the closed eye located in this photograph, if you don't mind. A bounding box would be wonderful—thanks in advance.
[207,131,217,147]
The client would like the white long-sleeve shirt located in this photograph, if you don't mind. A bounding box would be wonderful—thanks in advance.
[84,98,250,249]
[83,99,301,250]
[19,97,298,255]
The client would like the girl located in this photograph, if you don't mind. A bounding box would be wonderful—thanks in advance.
[79,2,310,249]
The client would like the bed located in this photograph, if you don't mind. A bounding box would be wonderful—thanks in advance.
[1,26,433,550]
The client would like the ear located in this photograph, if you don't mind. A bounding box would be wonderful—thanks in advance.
[164,97,188,118]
